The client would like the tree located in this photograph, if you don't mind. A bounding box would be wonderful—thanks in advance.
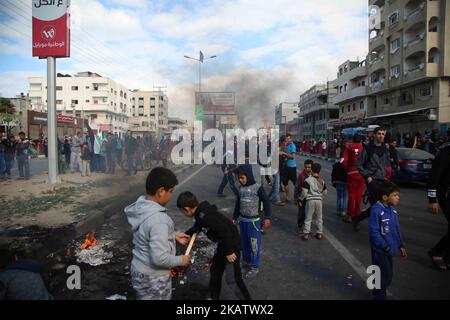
[0,98,17,114]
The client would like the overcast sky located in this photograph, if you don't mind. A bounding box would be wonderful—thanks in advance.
[0,0,369,125]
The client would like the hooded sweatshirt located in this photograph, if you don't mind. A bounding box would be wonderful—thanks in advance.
[124,196,183,277]
[233,164,271,222]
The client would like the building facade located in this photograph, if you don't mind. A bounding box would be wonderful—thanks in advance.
[298,83,339,141]
[168,117,188,133]
[274,102,299,136]
[130,90,168,138]
[28,72,131,137]
[367,0,450,134]
[331,59,370,129]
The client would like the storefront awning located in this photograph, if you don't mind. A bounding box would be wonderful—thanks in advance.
[365,107,434,120]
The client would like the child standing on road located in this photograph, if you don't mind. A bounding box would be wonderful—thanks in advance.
[300,163,327,240]
[368,181,407,300]
[80,143,92,177]
[331,161,348,217]
[177,191,252,300]
[124,167,190,300]
[234,164,271,279]
[295,159,313,235]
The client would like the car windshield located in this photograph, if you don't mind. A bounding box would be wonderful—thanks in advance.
[397,148,434,160]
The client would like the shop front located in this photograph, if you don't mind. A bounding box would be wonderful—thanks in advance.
[28,110,84,139]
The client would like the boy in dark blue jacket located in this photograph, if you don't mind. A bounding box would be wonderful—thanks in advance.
[233,164,271,279]
[368,181,407,300]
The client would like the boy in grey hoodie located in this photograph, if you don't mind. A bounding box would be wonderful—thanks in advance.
[124,167,190,300]
[300,163,327,240]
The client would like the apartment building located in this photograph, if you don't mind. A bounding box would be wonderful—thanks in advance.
[130,90,168,137]
[367,0,450,134]
[274,102,299,136]
[331,59,370,128]
[28,72,132,137]
[168,117,188,133]
[298,83,339,141]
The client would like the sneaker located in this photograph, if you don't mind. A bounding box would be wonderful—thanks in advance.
[244,268,259,279]
[301,234,309,241]
[296,228,304,236]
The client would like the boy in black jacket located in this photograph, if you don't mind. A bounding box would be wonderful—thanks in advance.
[177,191,252,300]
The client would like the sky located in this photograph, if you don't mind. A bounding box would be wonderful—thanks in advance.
[0,0,369,126]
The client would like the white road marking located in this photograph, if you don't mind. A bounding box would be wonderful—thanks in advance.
[176,164,208,188]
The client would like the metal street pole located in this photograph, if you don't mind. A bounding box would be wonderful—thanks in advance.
[47,57,60,184]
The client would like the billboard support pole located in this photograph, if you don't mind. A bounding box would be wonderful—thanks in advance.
[47,56,60,184]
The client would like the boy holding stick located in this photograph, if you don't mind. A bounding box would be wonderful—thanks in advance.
[177,191,252,300]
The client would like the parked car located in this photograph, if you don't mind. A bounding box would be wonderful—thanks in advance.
[392,147,434,183]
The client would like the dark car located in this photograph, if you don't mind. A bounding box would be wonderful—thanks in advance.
[393,147,434,183]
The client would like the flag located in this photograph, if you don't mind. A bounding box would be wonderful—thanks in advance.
[199,50,204,63]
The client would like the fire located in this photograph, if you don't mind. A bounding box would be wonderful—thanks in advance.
[170,266,185,278]
[80,230,97,250]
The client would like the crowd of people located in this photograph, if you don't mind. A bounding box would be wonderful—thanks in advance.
[0,128,176,180]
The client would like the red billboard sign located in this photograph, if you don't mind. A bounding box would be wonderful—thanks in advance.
[56,114,74,123]
[32,0,70,57]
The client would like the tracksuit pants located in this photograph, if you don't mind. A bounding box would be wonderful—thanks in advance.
[303,199,323,234]
[17,154,30,178]
[371,250,393,300]
[210,250,251,300]
[347,173,365,217]
[239,220,261,269]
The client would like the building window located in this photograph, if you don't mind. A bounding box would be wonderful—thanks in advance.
[390,38,400,54]
[71,99,78,105]
[111,88,114,94]
[341,106,344,114]
[420,87,432,97]
[93,84,99,91]
[94,100,98,105]
[111,102,113,106]
[360,101,364,110]
[71,86,78,91]
[390,64,400,78]
[384,97,390,105]
[139,98,144,107]
[388,11,399,27]
[353,103,356,111]
[85,86,90,89]
[344,84,347,92]
[85,100,90,103]
[56,100,62,105]
[124,93,127,99]
[91,114,97,120]
[56,86,63,91]
[347,105,350,112]
[120,90,123,98]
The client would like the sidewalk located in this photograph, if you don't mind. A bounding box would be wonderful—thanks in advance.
[0,163,194,265]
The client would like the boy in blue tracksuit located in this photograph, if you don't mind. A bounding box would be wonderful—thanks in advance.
[233,164,271,279]
[368,181,407,300]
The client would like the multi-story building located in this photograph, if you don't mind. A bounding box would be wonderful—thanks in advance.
[331,59,370,129]
[28,72,132,137]
[298,83,339,141]
[274,102,299,136]
[5,93,30,134]
[130,90,168,138]
[366,0,450,134]
[168,117,188,133]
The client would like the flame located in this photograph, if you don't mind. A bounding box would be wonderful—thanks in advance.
[170,266,185,278]
[80,230,97,250]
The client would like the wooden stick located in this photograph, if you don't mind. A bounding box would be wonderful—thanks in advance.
[185,233,197,256]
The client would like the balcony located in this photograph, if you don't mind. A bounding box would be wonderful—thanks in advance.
[332,86,368,105]
[369,29,385,49]
[404,32,426,57]
[426,63,439,77]
[403,63,425,83]
[403,1,426,30]
[369,79,387,93]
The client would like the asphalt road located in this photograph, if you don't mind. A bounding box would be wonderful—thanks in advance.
[164,158,450,300]
[43,158,450,300]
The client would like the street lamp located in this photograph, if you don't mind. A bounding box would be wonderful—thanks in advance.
[184,51,217,93]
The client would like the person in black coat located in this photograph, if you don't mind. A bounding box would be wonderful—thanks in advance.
[177,191,251,300]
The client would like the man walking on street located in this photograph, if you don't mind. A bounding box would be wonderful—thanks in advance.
[105,133,117,174]
[2,134,15,179]
[16,132,30,180]
[354,126,391,230]
[426,139,450,271]
[125,131,138,176]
